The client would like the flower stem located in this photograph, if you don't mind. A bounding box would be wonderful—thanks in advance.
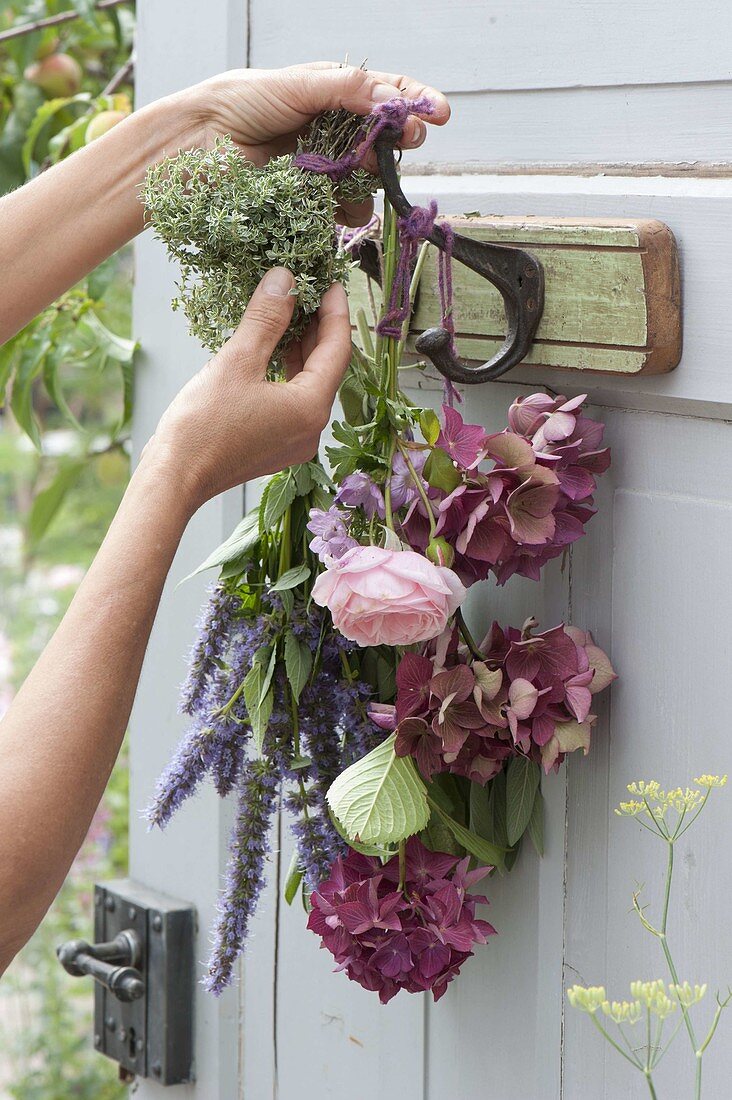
[398,839,407,893]
[396,437,436,536]
[456,609,484,660]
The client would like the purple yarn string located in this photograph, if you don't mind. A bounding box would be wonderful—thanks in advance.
[293,95,434,183]
[436,221,461,406]
[376,201,437,339]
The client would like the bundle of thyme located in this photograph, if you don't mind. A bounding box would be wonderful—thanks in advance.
[143,110,376,358]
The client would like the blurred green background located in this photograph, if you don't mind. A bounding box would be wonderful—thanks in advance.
[1,2,136,1095]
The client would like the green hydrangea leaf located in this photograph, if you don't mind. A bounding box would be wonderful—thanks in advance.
[423,446,461,493]
[327,734,429,846]
[506,756,541,846]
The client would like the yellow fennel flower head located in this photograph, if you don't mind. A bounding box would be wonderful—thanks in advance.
[615,799,645,817]
[694,774,728,789]
[567,985,607,1014]
[626,780,662,801]
[602,1000,643,1025]
[630,980,677,1019]
[670,982,708,1007]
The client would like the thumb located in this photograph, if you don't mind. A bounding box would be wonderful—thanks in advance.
[222,268,296,374]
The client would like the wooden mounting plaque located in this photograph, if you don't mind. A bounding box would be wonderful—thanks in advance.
[350,216,682,377]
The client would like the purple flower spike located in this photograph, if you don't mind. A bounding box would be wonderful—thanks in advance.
[205,759,279,995]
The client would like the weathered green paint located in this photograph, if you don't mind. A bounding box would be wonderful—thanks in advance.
[348,216,681,376]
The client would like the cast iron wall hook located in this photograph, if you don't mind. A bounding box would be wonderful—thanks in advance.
[374,127,545,385]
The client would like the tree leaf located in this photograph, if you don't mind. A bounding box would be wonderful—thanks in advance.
[182,510,259,582]
[284,631,312,703]
[10,337,51,450]
[327,734,429,846]
[26,459,86,548]
[527,785,545,857]
[423,446,461,493]
[21,94,90,175]
[262,471,297,529]
[506,756,541,846]
[427,796,505,869]
[270,564,310,592]
[78,310,137,363]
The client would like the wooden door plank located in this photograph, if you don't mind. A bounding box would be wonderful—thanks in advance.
[565,411,732,1097]
[249,0,732,91]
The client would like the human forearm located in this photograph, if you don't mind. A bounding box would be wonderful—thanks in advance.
[0,451,192,967]
[0,93,199,343]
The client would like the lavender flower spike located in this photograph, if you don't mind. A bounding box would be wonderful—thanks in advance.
[179,584,238,716]
[205,759,279,995]
[146,721,210,830]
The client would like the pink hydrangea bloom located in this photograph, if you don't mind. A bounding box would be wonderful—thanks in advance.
[311,546,465,647]
[308,837,496,1003]
[402,397,610,588]
[390,619,616,780]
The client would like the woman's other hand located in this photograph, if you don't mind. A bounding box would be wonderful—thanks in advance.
[146,269,350,514]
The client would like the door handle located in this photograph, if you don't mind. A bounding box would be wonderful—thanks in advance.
[57,929,144,1003]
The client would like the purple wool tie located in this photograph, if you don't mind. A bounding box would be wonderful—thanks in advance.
[296,96,460,406]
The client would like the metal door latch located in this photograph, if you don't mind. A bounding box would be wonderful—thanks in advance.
[57,879,195,1086]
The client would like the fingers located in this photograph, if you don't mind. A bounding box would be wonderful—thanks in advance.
[337,195,374,228]
[292,283,351,402]
[292,63,450,133]
[222,268,296,375]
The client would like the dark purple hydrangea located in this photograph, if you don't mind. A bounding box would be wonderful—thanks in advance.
[382,619,616,782]
[205,758,279,995]
[400,395,610,588]
[308,837,496,1003]
[179,585,239,715]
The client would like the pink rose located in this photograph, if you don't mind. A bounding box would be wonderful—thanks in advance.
[312,546,465,647]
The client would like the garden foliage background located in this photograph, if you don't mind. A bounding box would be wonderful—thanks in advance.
[0,2,136,1095]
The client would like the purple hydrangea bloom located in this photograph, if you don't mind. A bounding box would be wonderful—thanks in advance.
[308,837,496,1003]
[389,620,616,782]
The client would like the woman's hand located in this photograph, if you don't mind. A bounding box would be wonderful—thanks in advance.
[182,62,451,224]
[146,268,351,515]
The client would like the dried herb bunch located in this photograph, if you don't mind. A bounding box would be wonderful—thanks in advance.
[143,137,351,356]
[296,107,378,205]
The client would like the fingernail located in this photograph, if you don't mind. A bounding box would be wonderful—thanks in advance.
[262,267,293,296]
[371,82,398,103]
[407,119,426,146]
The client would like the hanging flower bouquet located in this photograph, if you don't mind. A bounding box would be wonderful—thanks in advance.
[145,97,616,1003]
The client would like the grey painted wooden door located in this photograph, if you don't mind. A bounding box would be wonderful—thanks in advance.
[131,2,732,1096]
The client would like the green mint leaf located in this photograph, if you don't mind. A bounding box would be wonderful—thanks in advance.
[527,785,545,857]
[271,564,310,592]
[182,510,260,582]
[284,631,313,703]
[263,471,297,529]
[427,796,506,869]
